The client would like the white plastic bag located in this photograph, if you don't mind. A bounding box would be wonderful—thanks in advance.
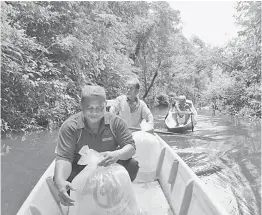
[68,146,142,215]
[132,131,161,183]
[140,119,154,132]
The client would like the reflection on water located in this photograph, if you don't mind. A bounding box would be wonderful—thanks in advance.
[152,107,261,215]
[1,107,261,215]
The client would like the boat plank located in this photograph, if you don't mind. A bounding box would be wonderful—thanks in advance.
[132,181,173,215]
[178,180,194,215]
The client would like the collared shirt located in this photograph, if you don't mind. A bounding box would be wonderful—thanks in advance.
[109,95,154,128]
[55,112,136,164]
[126,96,139,113]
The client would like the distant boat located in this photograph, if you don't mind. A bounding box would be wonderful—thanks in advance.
[165,101,197,133]
[17,132,228,215]
[165,110,197,133]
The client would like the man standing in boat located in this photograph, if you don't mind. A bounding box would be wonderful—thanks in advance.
[53,85,139,206]
[211,98,218,116]
[109,77,154,131]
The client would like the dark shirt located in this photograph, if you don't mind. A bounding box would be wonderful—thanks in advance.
[55,112,136,165]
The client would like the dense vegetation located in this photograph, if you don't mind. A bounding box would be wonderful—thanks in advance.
[1,1,261,133]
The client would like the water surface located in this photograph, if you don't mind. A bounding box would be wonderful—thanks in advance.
[1,107,261,215]
[152,106,261,215]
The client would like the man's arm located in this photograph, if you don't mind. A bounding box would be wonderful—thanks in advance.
[98,117,135,166]
[53,122,77,205]
[54,158,75,206]
[113,116,136,159]
[98,144,135,167]
[175,102,182,112]
[141,101,154,126]
[54,122,76,180]
[116,144,135,160]
[54,159,72,183]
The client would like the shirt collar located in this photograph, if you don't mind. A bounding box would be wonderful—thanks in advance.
[77,112,110,129]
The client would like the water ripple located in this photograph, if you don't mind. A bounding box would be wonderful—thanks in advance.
[153,108,261,215]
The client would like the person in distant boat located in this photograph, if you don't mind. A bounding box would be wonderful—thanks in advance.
[109,77,154,130]
[211,99,218,116]
[168,92,177,110]
[172,95,194,126]
[54,85,139,206]
[173,96,190,126]
[167,93,179,125]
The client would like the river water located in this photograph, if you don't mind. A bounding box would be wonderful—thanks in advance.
[1,107,261,215]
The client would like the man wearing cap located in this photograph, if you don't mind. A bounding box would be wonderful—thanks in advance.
[109,77,154,130]
[53,85,139,206]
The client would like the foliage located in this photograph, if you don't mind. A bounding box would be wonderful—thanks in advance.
[203,1,261,118]
[1,1,261,134]
[155,93,169,106]
[1,1,135,133]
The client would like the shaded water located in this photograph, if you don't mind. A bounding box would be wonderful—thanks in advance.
[1,130,58,215]
[1,107,261,215]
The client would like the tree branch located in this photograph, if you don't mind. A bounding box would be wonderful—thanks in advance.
[143,60,162,99]
[142,45,148,92]
[132,24,155,62]
[35,42,58,61]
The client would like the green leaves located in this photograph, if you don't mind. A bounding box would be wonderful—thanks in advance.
[2,1,260,133]
[195,2,261,118]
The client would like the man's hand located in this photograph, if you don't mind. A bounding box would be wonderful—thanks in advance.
[98,151,120,167]
[55,179,76,206]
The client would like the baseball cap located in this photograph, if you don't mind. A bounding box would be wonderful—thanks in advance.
[81,85,106,103]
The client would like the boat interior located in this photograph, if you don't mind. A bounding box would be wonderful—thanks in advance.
[19,134,227,215]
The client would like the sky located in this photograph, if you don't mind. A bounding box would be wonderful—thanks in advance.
[168,1,239,46]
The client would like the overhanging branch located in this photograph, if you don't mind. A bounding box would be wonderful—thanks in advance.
[143,60,162,99]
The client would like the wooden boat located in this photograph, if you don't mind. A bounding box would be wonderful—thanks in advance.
[164,111,195,133]
[165,101,198,133]
[165,101,198,134]
[17,132,228,215]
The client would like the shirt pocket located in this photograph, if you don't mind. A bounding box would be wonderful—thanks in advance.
[101,133,117,151]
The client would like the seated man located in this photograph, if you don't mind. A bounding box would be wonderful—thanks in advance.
[54,85,139,206]
[172,95,193,126]
[110,77,154,130]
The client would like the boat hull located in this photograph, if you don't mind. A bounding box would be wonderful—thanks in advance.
[165,111,195,133]
[17,132,228,215]
[166,123,193,133]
